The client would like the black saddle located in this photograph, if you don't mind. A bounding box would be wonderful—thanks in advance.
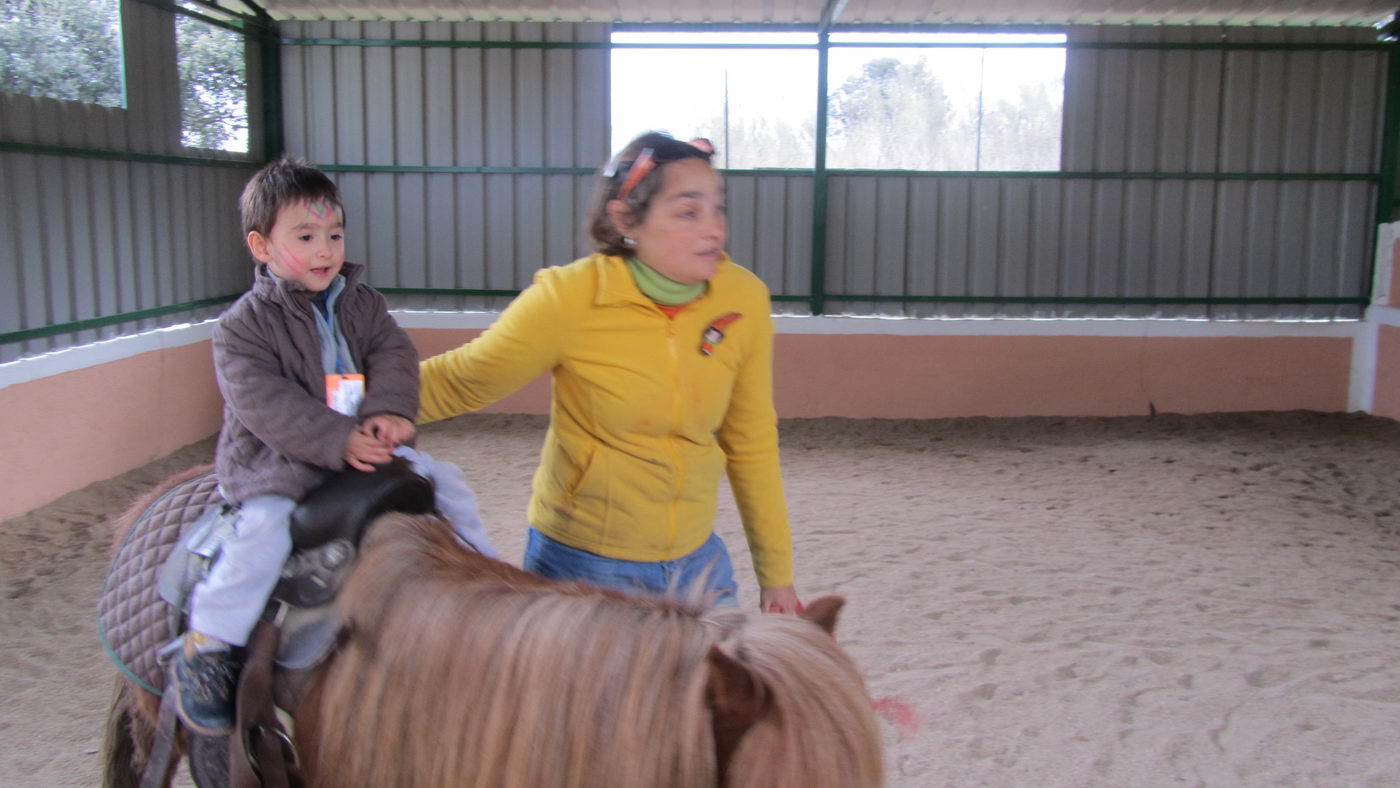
[277,456,437,606]
[289,456,436,549]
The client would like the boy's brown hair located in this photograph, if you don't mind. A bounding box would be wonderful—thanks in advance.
[239,155,344,238]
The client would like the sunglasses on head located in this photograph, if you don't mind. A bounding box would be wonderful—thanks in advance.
[610,138,715,203]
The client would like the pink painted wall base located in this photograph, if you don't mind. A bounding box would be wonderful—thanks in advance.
[0,326,1364,521]
[772,334,1349,419]
[1372,325,1400,421]
[1,342,224,522]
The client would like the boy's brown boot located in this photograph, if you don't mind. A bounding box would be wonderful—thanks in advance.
[168,635,241,736]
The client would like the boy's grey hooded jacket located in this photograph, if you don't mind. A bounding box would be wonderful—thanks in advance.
[212,261,419,504]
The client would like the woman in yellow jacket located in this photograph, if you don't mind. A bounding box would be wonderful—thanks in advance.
[419,132,802,613]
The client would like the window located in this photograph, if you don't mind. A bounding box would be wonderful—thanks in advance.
[0,0,124,107]
[611,31,1064,172]
[176,2,248,152]
[826,33,1065,171]
[611,32,818,169]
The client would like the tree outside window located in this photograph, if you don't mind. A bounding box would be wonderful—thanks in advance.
[0,0,124,107]
[827,33,1065,171]
[1,0,249,153]
[176,1,248,152]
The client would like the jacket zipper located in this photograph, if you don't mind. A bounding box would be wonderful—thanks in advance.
[665,315,683,552]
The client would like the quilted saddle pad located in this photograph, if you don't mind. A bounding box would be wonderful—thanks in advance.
[97,472,220,695]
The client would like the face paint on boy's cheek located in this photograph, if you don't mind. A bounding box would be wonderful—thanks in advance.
[272,241,308,274]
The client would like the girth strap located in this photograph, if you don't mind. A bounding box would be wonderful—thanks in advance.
[231,618,303,788]
[140,686,184,788]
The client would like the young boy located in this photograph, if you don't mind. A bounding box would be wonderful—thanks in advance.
[172,156,497,735]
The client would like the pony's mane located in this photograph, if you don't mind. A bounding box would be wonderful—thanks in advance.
[300,514,883,787]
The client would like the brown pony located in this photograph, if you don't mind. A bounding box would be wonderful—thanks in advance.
[103,470,885,787]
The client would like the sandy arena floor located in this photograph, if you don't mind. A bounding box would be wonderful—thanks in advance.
[4,411,1400,786]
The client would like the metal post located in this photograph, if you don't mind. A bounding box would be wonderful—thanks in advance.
[811,0,847,316]
[1367,16,1400,306]
[723,68,731,168]
[258,28,284,159]
[243,1,283,160]
[810,31,830,316]
[975,48,985,170]
[1376,19,1400,226]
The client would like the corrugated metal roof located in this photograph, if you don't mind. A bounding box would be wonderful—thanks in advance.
[251,1,1396,28]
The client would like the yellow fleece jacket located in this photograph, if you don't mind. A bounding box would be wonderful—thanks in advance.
[419,253,794,587]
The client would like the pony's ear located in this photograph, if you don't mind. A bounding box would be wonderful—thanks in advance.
[705,644,770,726]
[800,595,845,636]
[705,644,770,775]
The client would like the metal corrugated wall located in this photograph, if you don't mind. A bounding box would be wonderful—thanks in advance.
[824,25,1384,319]
[277,26,816,313]
[0,154,254,361]
[823,176,1377,320]
[278,21,611,312]
[725,174,815,302]
[0,0,262,363]
[5,18,1391,364]
[278,23,1386,321]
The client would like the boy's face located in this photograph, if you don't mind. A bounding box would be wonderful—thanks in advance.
[246,199,345,292]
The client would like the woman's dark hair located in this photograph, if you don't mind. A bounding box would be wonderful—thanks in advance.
[239,155,344,238]
[587,131,716,256]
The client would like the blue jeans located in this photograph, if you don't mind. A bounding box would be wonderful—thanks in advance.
[524,528,739,607]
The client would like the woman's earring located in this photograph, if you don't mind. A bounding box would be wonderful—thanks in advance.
[623,236,635,247]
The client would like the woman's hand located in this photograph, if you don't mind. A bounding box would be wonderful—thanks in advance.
[759,584,804,614]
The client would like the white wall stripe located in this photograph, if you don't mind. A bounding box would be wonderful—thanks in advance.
[0,320,217,388]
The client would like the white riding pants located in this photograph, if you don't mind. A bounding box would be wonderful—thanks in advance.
[392,445,499,558]
[189,494,296,647]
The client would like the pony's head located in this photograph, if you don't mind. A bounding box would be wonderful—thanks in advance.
[702,598,884,787]
[301,514,884,787]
